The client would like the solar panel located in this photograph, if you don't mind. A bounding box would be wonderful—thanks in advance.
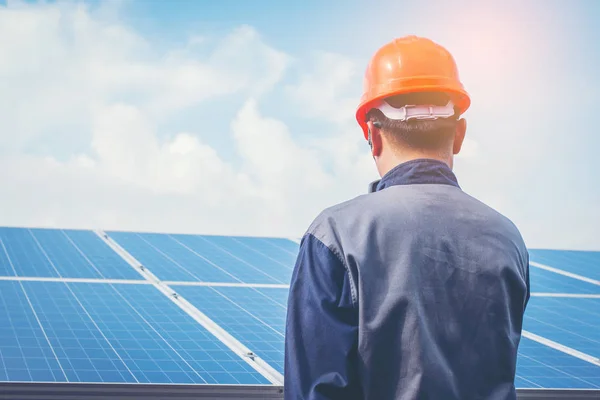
[0,226,599,398]
[105,232,241,283]
[172,286,288,373]
[516,337,600,388]
[529,249,600,281]
[0,280,269,385]
[524,297,600,358]
[0,281,66,382]
[174,235,293,283]
[0,228,143,280]
[107,231,293,284]
[60,230,144,280]
[0,227,61,277]
[530,267,600,294]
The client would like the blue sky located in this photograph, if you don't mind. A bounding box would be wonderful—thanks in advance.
[1,0,599,250]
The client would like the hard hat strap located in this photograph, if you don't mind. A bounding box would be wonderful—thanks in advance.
[373,100,455,122]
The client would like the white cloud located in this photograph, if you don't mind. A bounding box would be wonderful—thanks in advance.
[89,103,237,196]
[0,0,597,251]
[0,1,290,153]
[0,0,372,239]
[285,51,359,125]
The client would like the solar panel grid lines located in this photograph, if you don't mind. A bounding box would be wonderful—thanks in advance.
[94,229,158,283]
[105,230,296,284]
[1,225,600,395]
[172,286,289,374]
[34,283,139,383]
[530,262,600,286]
[219,237,294,274]
[0,280,273,385]
[0,281,66,382]
[0,276,152,285]
[30,229,103,279]
[96,229,284,385]
[529,267,600,294]
[522,330,600,368]
[187,235,294,277]
[62,230,143,280]
[72,283,269,385]
[161,235,246,283]
[104,232,242,283]
[523,298,600,361]
[170,234,289,284]
[3,280,69,382]
[516,338,600,389]
[168,291,284,385]
[0,228,144,280]
[529,250,600,281]
[0,228,57,277]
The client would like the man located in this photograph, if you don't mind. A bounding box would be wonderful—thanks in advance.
[284,36,530,400]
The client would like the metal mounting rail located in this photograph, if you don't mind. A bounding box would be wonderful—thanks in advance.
[0,382,284,400]
[0,382,597,400]
[94,229,284,386]
[516,388,600,399]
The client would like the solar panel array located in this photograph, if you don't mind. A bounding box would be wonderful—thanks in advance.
[0,227,599,391]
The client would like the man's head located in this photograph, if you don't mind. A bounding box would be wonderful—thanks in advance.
[355,36,470,177]
[365,91,467,176]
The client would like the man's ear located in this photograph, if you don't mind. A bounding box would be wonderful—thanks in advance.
[453,118,467,155]
[367,121,383,157]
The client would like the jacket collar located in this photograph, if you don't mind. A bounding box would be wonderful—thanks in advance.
[368,158,460,193]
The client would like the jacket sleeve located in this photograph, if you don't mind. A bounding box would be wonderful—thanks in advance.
[524,253,531,311]
[284,233,360,400]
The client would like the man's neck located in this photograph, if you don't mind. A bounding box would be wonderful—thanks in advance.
[377,151,453,178]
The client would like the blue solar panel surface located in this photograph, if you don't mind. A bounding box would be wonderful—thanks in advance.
[529,249,600,281]
[107,231,294,284]
[1,226,599,391]
[173,286,288,373]
[0,228,142,280]
[516,337,600,388]
[529,266,600,293]
[0,280,268,384]
[0,281,66,382]
[524,297,600,358]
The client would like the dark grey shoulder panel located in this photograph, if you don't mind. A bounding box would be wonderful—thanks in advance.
[305,184,529,300]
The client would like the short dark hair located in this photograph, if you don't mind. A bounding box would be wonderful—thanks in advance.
[366,92,459,151]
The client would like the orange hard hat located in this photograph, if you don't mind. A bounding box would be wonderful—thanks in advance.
[356,35,470,139]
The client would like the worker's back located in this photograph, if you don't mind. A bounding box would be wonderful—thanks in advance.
[293,160,530,400]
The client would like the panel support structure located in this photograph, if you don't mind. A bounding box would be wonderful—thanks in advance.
[0,382,284,400]
[0,383,598,400]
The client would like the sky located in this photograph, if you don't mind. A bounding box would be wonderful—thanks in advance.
[1,0,599,250]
